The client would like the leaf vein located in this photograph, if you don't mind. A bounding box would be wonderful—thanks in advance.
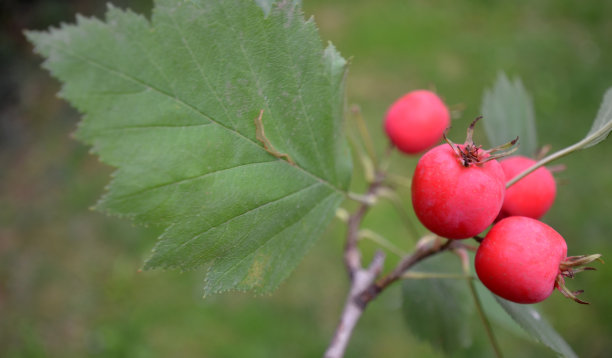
[158,181,322,261]
[216,3,298,166]
[45,42,342,192]
[165,9,239,131]
[114,159,276,201]
[209,188,337,287]
[99,123,214,132]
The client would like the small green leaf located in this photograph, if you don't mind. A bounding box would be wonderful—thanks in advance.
[506,87,612,187]
[481,72,538,157]
[583,87,612,149]
[27,0,351,295]
[401,258,473,354]
[494,296,577,358]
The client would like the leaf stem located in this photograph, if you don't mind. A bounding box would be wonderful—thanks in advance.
[377,187,422,241]
[346,126,376,183]
[351,105,379,169]
[400,271,473,280]
[358,229,407,257]
[385,173,412,188]
[507,108,612,188]
[454,249,503,358]
[506,140,582,188]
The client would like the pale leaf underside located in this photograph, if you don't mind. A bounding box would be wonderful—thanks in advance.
[481,72,538,157]
[583,87,612,149]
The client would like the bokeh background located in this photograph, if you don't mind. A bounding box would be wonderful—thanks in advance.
[2,0,611,357]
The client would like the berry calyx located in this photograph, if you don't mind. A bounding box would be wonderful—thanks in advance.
[555,254,603,304]
[497,155,556,220]
[384,90,450,154]
[444,116,519,167]
[475,216,601,304]
[411,117,515,239]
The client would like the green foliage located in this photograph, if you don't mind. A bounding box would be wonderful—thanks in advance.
[504,86,612,188]
[583,88,612,149]
[22,0,612,355]
[481,72,538,157]
[474,282,528,338]
[26,0,351,294]
[474,280,577,357]
[494,297,577,358]
[401,258,473,354]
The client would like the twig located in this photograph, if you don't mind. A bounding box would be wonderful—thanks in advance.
[454,248,503,358]
[325,169,386,358]
[358,229,407,257]
[506,140,579,188]
[358,237,462,304]
[327,158,475,357]
[324,252,385,358]
[327,223,471,357]
[377,187,423,241]
[343,170,386,277]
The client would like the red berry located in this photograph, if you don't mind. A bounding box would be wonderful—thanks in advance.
[384,90,450,154]
[475,216,567,304]
[411,144,506,239]
[497,156,556,220]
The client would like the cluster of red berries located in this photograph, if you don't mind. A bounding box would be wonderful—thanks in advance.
[384,90,599,304]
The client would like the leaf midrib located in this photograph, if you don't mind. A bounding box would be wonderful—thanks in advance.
[112,159,276,201]
[46,41,345,194]
[149,181,324,268]
[209,189,339,288]
[214,2,333,182]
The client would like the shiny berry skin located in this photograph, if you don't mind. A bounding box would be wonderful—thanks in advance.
[384,90,450,154]
[411,144,506,239]
[475,216,567,303]
[497,156,556,220]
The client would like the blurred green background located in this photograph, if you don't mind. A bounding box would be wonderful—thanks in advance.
[1,0,611,357]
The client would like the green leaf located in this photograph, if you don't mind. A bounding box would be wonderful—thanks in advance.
[493,296,577,358]
[401,258,473,354]
[254,0,301,16]
[27,0,351,295]
[583,87,612,149]
[474,282,528,340]
[506,87,612,187]
[481,72,538,157]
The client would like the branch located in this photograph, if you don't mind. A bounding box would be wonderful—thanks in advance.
[324,252,385,358]
[327,232,469,357]
[325,169,386,358]
[326,166,473,358]
[344,170,386,278]
[359,237,463,304]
